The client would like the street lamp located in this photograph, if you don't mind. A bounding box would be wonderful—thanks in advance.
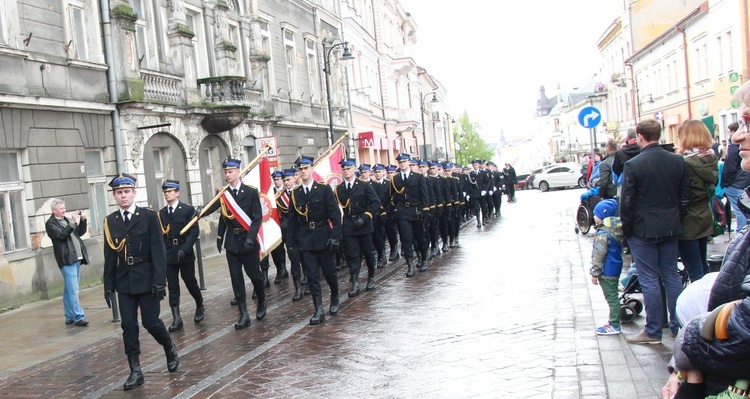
[323,41,355,146]
[420,91,439,159]
[638,94,654,121]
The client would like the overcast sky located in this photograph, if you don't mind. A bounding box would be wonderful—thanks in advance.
[399,0,624,143]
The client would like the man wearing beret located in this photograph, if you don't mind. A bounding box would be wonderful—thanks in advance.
[103,173,179,390]
[287,155,342,325]
[277,169,304,301]
[370,164,390,268]
[389,154,430,277]
[336,159,381,296]
[159,180,203,332]
[203,158,266,329]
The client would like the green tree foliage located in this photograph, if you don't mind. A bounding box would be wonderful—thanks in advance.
[453,111,493,166]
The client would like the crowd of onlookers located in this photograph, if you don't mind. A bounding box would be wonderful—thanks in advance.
[583,81,750,399]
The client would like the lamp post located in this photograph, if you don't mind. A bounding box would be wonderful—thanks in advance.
[637,94,654,121]
[419,91,439,159]
[322,41,354,146]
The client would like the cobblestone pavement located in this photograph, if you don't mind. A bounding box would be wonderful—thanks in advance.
[0,189,731,398]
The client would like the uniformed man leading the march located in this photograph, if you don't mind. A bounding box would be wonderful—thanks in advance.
[103,173,179,391]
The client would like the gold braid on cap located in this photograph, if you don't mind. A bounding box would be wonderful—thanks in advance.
[104,217,127,259]
[156,211,170,234]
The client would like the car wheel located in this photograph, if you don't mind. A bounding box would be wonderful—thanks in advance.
[578,177,587,188]
[539,181,549,192]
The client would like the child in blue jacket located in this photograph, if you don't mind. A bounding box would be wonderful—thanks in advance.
[590,199,625,335]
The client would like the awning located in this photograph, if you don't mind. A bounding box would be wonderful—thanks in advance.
[701,115,716,135]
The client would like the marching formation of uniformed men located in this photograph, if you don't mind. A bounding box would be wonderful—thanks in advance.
[101,154,516,390]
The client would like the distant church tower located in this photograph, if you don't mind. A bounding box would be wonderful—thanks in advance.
[535,85,555,117]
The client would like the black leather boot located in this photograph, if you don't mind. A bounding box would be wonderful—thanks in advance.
[256,289,267,321]
[476,215,482,228]
[274,266,289,284]
[449,238,456,248]
[168,306,183,332]
[194,304,205,323]
[406,257,415,277]
[262,268,271,288]
[348,272,360,297]
[230,297,238,306]
[430,245,439,257]
[388,248,399,261]
[163,340,179,372]
[292,278,303,302]
[442,241,449,252]
[235,302,251,329]
[419,256,428,272]
[123,355,144,390]
[330,293,340,315]
[310,295,325,325]
[251,290,258,300]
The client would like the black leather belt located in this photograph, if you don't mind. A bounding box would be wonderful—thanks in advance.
[347,214,361,221]
[404,202,412,207]
[305,220,328,229]
[120,256,148,266]
[229,227,246,234]
[169,238,183,246]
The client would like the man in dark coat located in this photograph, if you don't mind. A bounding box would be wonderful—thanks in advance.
[370,164,390,267]
[335,159,381,296]
[597,140,618,199]
[467,159,489,227]
[102,173,178,390]
[204,158,265,329]
[503,163,517,202]
[46,198,89,326]
[287,155,342,325]
[276,169,303,301]
[158,180,203,332]
[620,119,692,345]
[384,165,400,261]
[389,153,430,276]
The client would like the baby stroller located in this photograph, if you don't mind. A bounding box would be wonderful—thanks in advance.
[574,194,601,235]
[619,263,690,323]
[619,273,644,323]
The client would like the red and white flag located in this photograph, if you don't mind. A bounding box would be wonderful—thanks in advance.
[312,142,345,185]
[242,157,283,258]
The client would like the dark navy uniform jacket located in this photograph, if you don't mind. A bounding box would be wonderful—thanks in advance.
[103,207,167,295]
[335,179,381,237]
[389,172,430,221]
[159,201,199,264]
[287,181,342,251]
[205,184,263,254]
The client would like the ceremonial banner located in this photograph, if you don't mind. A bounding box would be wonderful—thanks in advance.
[242,157,283,258]
[312,142,345,185]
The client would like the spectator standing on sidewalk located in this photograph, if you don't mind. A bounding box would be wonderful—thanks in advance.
[102,174,179,390]
[720,122,750,233]
[589,199,624,335]
[597,140,618,199]
[620,119,692,345]
[45,199,89,327]
[675,120,718,283]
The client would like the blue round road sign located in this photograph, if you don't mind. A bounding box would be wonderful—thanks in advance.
[578,106,602,128]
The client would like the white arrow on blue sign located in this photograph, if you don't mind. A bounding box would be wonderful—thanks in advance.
[578,106,602,128]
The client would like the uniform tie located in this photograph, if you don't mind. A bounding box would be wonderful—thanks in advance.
[347,182,352,191]
[402,173,406,181]
[305,186,309,194]
[232,188,238,197]
[123,210,130,225]
[168,206,173,215]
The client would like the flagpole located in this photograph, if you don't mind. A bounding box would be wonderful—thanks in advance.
[180,143,273,235]
[314,131,349,167]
